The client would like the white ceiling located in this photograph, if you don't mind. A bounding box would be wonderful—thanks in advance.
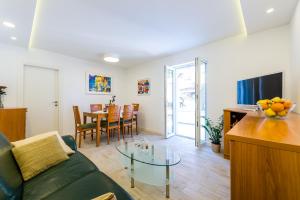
[31,0,242,67]
[0,0,36,47]
[241,0,299,34]
[0,0,298,67]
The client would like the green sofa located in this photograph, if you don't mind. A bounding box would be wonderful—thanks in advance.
[0,133,134,200]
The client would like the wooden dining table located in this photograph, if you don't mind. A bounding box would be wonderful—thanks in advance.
[83,110,138,146]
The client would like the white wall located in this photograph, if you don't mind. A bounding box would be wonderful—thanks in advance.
[291,1,300,113]
[125,26,291,135]
[0,26,292,137]
[0,44,126,135]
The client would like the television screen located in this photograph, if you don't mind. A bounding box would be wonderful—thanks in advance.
[237,72,283,105]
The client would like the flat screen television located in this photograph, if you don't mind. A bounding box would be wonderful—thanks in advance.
[237,72,283,105]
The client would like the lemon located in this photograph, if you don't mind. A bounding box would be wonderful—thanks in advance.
[264,108,276,117]
[277,110,287,117]
[272,97,282,103]
[257,99,268,105]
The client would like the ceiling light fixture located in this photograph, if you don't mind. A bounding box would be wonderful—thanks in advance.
[266,8,275,14]
[3,21,15,28]
[104,55,119,63]
[10,36,17,41]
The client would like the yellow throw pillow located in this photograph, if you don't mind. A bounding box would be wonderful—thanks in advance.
[12,131,75,155]
[92,193,117,200]
[12,135,69,181]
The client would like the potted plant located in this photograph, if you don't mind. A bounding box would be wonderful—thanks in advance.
[0,86,7,108]
[201,115,224,153]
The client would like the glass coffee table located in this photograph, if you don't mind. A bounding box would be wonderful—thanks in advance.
[116,140,181,198]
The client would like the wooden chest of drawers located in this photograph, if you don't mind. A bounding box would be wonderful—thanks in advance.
[0,108,27,141]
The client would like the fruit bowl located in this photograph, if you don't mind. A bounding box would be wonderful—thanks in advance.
[257,97,296,119]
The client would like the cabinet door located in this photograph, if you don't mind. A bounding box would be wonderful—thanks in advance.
[223,110,231,159]
[0,109,26,141]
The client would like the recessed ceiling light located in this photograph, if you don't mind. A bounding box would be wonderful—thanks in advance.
[10,36,17,41]
[3,21,15,28]
[104,55,119,63]
[266,8,275,14]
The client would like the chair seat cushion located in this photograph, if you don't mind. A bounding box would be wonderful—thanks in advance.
[100,121,119,127]
[79,123,96,129]
[42,171,132,200]
[22,152,98,200]
[120,119,132,125]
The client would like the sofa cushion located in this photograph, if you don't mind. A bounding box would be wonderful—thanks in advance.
[61,135,77,151]
[12,131,75,155]
[0,133,23,200]
[43,171,132,200]
[12,135,69,181]
[92,192,117,200]
[22,151,98,200]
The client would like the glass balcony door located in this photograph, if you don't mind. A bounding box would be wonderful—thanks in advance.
[165,59,207,146]
[165,66,176,138]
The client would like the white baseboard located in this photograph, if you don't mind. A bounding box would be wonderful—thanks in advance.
[139,128,163,136]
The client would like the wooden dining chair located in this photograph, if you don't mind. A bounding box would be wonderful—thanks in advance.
[90,104,102,112]
[100,105,121,144]
[73,106,97,148]
[132,103,139,134]
[90,104,103,122]
[103,104,113,112]
[121,105,133,138]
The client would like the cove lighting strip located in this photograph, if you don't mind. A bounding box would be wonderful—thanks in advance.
[236,0,248,36]
[29,0,42,48]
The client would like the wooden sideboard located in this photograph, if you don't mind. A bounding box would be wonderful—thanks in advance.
[225,108,300,200]
[0,108,27,141]
[223,108,247,159]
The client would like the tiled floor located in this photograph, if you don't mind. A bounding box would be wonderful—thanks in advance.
[78,133,230,200]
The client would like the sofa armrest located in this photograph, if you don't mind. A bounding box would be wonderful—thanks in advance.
[62,135,77,151]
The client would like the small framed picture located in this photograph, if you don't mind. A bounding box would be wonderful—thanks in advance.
[137,79,150,95]
[86,72,112,95]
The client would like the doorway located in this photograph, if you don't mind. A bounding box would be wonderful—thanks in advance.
[165,59,207,145]
[23,65,59,137]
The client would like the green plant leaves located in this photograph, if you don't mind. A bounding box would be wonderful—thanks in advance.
[201,115,224,144]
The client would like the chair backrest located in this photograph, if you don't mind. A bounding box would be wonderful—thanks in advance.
[0,133,23,199]
[90,104,102,112]
[73,106,81,126]
[123,105,133,121]
[107,105,120,123]
[104,104,115,112]
[132,103,139,112]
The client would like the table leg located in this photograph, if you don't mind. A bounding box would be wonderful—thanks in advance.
[135,114,138,135]
[131,153,135,188]
[96,115,100,146]
[83,115,87,139]
[166,159,170,198]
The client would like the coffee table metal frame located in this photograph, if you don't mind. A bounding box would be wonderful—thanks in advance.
[116,141,180,198]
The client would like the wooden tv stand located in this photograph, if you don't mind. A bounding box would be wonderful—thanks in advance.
[223,108,248,159]
[224,108,300,199]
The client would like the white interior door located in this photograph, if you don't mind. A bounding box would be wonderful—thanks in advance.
[24,65,59,137]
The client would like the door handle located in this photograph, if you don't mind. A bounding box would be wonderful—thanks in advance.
[52,101,59,107]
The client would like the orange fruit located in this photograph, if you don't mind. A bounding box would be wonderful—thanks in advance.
[260,103,269,110]
[283,100,292,109]
[271,103,285,112]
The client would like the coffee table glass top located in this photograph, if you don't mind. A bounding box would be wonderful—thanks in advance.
[116,141,181,166]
